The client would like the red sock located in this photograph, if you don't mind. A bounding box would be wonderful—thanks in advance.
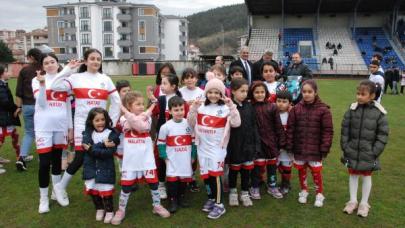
[11,129,20,158]
[298,167,308,191]
[312,171,323,194]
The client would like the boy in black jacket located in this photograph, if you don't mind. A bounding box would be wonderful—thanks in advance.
[0,65,21,174]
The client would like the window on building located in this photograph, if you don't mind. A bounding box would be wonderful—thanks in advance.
[182,41,186,46]
[120,34,127,40]
[182,32,186,36]
[71,47,77,54]
[139,46,157,54]
[82,46,90,55]
[104,34,113,44]
[57,21,65,28]
[103,8,112,19]
[122,22,128,27]
[71,34,76,41]
[104,47,113,57]
[69,8,75,15]
[138,20,145,41]
[122,47,129,53]
[60,48,66,54]
[103,21,112,32]
[58,33,65,43]
[80,20,90,31]
[81,33,90,44]
[80,7,89,18]
[121,9,128,14]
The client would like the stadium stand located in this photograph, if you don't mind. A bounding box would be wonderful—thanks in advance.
[354,27,405,69]
[318,27,367,71]
[248,28,280,61]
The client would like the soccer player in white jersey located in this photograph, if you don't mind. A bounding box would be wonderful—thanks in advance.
[111,91,170,225]
[157,96,196,213]
[50,48,121,207]
[187,78,241,219]
[32,53,77,213]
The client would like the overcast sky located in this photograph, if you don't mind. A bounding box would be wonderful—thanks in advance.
[0,0,244,31]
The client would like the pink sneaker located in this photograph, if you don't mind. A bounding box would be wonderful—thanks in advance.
[96,210,105,221]
[343,201,358,214]
[111,210,125,225]
[357,203,370,217]
[152,205,171,218]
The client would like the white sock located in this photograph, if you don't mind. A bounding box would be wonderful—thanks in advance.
[349,175,359,203]
[59,173,73,189]
[51,175,62,187]
[40,188,49,199]
[118,191,131,212]
[360,176,372,205]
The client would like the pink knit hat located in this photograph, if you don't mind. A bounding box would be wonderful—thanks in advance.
[204,78,225,96]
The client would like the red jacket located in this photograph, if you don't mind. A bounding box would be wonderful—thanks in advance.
[286,97,333,161]
[253,101,286,159]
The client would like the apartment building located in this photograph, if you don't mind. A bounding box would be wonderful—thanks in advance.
[44,0,188,61]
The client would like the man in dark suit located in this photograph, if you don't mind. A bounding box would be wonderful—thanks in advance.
[252,50,279,82]
[229,46,254,84]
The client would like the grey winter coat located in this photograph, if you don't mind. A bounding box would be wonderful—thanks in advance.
[340,101,389,171]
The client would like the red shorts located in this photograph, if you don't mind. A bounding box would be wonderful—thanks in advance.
[0,126,16,143]
[348,168,372,176]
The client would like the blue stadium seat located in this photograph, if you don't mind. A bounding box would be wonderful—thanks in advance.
[354,27,405,70]
[283,28,318,70]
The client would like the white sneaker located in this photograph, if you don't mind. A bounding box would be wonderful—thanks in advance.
[0,168,5,175]
[240,191,253,207]
[158,182,167,200]
[298,190,309,204]
[53,183,69,206]
[38,197,50,214]
[229,191,239,206]
[314,193,325,207]
[23,155,34,162]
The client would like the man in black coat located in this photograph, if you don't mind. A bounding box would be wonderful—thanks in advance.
[283,52,313,81]
[229,46,254,84]
[251,50,279,82]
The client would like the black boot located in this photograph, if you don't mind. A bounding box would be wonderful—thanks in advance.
[168,197,178,213]
[178,194,190,208]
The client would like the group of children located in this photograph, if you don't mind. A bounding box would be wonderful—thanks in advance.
[0,48,389,224]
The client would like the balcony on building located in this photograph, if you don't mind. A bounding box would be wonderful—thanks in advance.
[117,13,131,21]
[117,39,132,46]
[117,26,132,34]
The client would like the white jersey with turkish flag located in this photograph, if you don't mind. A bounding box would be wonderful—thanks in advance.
[66,72,117,126]
[196,104,229,160]
[157,119,193,177]
[120,116,156,171]
[32,73,71,132]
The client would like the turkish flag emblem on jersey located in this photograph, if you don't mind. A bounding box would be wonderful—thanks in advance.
[124,130,150,138]
[166,135,192,146]
[197,113,227,128]
[46,90,68,102]
[73,88,109,100]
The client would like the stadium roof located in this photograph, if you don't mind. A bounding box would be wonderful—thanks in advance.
[245,0,404,15]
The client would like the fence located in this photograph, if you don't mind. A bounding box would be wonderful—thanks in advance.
[3,61,404,78]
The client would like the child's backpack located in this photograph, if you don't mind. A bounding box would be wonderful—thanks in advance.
[283,76,303,102]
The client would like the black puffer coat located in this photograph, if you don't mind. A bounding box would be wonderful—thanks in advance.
[227,100,261,164]
[0,80,20,127]
[340,101,389,171]
[82,128,120,184]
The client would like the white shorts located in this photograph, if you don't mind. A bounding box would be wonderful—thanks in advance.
[35,131,67,154]
[198,156,224,179]
[84,179,114,197]
[120,169,158,186]
[294,160,323,172]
